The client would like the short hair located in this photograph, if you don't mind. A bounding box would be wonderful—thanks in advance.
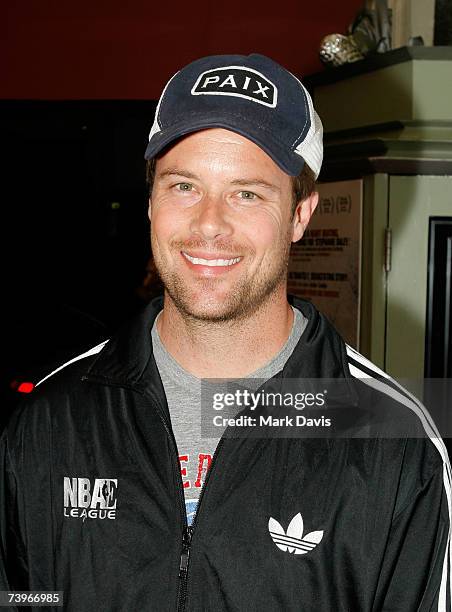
[145,157,316,216]
[290,163,316,215]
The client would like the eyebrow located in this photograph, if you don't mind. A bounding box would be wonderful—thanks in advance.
[157,168,280,193]
[230,178,281,193]
[156,168,200,181]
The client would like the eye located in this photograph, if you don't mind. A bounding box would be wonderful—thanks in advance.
[176,182,193,192]
[239,191,257,200]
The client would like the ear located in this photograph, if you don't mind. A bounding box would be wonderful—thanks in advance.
[291,191,319,243]
[147,197,152,221]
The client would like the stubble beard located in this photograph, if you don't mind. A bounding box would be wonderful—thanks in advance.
[152,231,293,324]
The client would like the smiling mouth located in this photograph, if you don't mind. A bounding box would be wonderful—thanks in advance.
[182,252,242,267]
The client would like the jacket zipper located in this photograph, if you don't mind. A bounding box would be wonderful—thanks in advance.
[147,390,226,612]
[177,523,193,611]
[178,438,225,611]
[149,407,190,610]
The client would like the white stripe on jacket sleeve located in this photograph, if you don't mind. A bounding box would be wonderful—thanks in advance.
[346,344,451,612]
[36,340,109,387]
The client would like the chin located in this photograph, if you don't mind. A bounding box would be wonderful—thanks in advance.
[178,294,241,322]
[166,285,251,323]
[162,268,286,323]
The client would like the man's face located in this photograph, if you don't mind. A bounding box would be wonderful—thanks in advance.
[149,128,315,322]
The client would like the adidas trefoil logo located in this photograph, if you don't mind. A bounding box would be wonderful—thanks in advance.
[268,512,323,555]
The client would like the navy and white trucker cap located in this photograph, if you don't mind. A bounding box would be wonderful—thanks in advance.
[144,54,323,179]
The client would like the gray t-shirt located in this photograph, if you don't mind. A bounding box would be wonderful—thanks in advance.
[151,306,307,525]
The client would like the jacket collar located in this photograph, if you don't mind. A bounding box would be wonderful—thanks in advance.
[85,295,356,403]
[84,295,164,393]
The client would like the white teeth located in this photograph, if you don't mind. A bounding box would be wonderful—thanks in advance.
[183,253,241,267]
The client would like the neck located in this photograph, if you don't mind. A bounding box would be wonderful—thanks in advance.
[156,289,294,378]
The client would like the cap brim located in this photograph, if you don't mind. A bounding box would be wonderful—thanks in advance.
[144,115,305,177]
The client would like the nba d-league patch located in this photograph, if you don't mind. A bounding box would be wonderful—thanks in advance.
[191,67,278,108]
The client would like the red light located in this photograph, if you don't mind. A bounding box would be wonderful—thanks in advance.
[17,382,35,394]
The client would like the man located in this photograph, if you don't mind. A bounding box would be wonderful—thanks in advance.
[1,54,450,611]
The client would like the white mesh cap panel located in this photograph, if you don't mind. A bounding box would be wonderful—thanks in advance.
[294,110,323,179]
[288,71,323,179]
[148,71,180,141]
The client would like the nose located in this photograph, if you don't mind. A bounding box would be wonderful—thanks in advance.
[189,194,233,241]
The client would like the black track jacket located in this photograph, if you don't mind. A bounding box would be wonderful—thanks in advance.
[1,296,451,611]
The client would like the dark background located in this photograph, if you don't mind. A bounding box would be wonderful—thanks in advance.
[434,0,452,45]
[2,100,157,426]
[2,100,155,328]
